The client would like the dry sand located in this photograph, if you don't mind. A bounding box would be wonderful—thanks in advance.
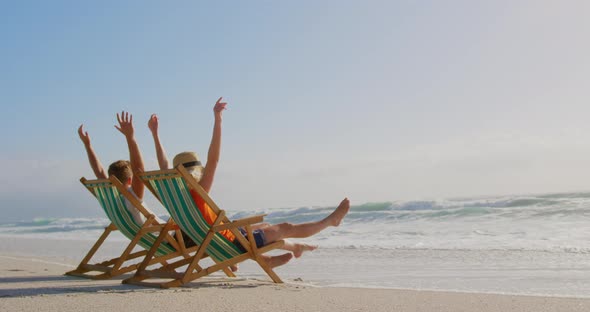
[1,254,590,312]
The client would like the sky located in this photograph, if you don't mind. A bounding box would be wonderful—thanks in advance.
[1,1,590,222]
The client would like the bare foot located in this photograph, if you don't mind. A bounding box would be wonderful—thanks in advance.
[230,264,238,272]
[263,253,293,268]
[293,243,318,258]
[326,198,350,226]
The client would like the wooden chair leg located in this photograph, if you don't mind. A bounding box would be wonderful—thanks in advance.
[135,222,174,272]
[66,224,116,276]
[109,230,143,273]
[246,225,283,283]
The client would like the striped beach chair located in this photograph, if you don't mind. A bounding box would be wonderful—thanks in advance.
[124,166,285,288]
[66,176,194,279]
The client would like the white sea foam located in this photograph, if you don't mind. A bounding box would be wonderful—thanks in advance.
[3,192,590,252]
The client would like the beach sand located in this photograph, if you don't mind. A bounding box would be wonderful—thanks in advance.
[1,255,590,312]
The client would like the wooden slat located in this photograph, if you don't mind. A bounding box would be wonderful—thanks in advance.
[184,253,251,283]
[109,265,139,276]
[96,250,147,266]
[80,264,112,272]
[138,168,179,177]
[212,215,266,232]
[140,174,181,181]
[142,269,183,279]
[81,177,112,185]
[161,279,183,289]
[245,225,258,258]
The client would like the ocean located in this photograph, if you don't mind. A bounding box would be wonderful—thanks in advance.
[2,192,590,297]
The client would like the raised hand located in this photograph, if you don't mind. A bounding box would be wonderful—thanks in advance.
[78,124,91,146]
[214,97,227,120]
[148,114,159,134]
[115,111,134,138]
[78,124,107,179]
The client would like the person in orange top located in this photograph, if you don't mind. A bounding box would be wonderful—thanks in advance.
[178,153,349,256]
[149,97,350,269]
[186,181,234,242]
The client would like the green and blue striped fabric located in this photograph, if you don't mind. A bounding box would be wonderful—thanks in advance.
[143,173,243,262]
[86,181,176,257]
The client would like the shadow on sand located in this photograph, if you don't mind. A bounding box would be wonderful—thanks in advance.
[0,274,267,298]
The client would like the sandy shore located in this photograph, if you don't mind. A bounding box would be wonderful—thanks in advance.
[1,255,590,312]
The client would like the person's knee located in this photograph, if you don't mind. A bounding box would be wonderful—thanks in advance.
[277,222,294,235]
[262,222,294,242]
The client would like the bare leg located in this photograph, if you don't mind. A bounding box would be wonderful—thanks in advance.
[228,223,289,272]
[229,250,291,272]
[232,198,348,270]
[251,223,271,230]
[262,198,350,243]
[282,240,318,258]
[261,253,293,268]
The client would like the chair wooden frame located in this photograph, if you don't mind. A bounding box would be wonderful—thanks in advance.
[65,176,199,279]
[123,166,285,288]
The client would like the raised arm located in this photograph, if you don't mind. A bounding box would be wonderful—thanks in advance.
[199,97,227,193]
[78,125,107,179]
[148,114,170,170]
[115,111,145,199]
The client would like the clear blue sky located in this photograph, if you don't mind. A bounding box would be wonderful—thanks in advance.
[2,1,590,222]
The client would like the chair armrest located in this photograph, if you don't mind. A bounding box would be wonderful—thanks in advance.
[212,214,266,232]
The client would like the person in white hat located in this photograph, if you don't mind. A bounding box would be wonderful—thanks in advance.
[147,97,228,194]
[148,97,350,269]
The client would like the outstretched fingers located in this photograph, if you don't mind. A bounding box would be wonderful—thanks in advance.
[214,97,228,113]
[78,124,90,144]
[114,111,135,137]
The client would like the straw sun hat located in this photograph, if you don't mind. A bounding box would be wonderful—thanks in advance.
[173,151,204,170]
